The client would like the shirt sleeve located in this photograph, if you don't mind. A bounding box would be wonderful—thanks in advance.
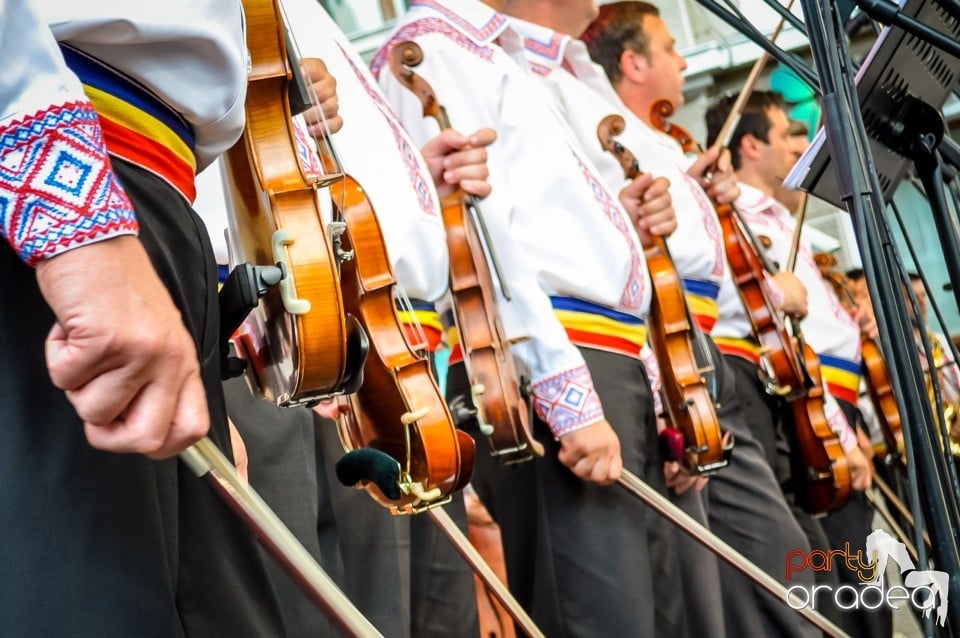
[375,34,604,438]
[0,0,137,266]
[823,389,859,452]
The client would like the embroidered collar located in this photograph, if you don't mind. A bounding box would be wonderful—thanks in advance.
[735,181,786,217]
[409,0,509,45]
[511,16,571,66]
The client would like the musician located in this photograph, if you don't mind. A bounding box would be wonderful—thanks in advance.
[706,90,889,638]
[578,4,822,637]
[375,1,682,635]
[0,1,289,634]
[200,0,498,634]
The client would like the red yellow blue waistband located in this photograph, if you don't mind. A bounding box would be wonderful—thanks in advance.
[60,45,198,203]
[682,279,720,335]
[819,353,862,405]
[445,297,648,363]
[551,296,647,358]
[713,336,762,364]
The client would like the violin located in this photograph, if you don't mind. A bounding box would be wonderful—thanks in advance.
[389,41,544,465]
[226,0,472,513]
[649,101,849,513]
[815,254,905,459]
[333,169,475,512]
[310,66,475,513]
[221,0,366,405]
[596,114,728,475]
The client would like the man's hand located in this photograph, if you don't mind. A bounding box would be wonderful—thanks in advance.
[852,303,879,340]
[846,444,873,492]
[557,419,623,485]
[619,173,676,248]
[313,397,352,420]
[301,58,343,136]
[663,461,708,494]
[421,128,497,199]
[37,236,209,459]
[228,417,249,482]
[772,271,809,319]
[688,146,740,205]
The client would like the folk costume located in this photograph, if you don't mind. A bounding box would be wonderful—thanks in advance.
[0,2,285,635]
[374,2,685,635]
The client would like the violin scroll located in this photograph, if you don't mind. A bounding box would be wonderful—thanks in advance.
[649,100,697,153]
[597,114,639,180]
[389,41,445,125]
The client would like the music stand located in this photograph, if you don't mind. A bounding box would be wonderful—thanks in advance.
[784,0,960,206]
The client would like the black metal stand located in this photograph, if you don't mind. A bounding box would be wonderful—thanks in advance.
[856,0,960,60]
[799,0,960,632]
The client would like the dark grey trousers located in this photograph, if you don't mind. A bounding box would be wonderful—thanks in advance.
[449,347,684,637]
[227,380,479,638]
[709,348,819,638]
[0,158,285,637]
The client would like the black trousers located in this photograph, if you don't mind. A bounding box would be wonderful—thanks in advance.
[449,347,683,637]
[0,159,284,637]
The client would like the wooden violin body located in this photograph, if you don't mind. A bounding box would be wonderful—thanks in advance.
[862,337,905,457]
[440,191,544,463]
[389,40,543,465]
[650,102,848,511]
[597,114,727,475]
[334,174,474,514]
[789,343,852,514]
[223,0,361,406]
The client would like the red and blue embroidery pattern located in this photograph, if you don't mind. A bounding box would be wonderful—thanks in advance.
[0,101,137,265]
[410,0,506,41]
[371,18,495,79]
[681,172,725,278]
[531,365,604,436]
[339,43,437,218]
[573,152,646,310]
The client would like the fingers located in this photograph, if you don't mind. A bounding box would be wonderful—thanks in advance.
[228,417,249,482]
[442,146,491,198]
[301,58,342,134]
[36,237,212,459]
[83,352,209,460]
[424,128,496,199]
[687,146,719,180]
[557,421,622,484]
[632,176,676,245]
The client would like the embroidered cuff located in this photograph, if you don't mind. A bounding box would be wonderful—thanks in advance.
[762,272,784,309]
[0,100,138,266]
[530,364,605,438]
[828,408,859,453]
[639,344,664,415]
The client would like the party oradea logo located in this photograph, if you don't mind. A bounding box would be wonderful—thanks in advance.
[784,528,948,626]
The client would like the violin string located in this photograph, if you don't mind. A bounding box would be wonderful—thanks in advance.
[279,9,429,351]
[278,1,348,222]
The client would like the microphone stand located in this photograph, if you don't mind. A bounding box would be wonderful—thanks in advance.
[798,1,960,633]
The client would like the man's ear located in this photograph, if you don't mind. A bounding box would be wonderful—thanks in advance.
[739,133,762,162]
[620,48,647,84]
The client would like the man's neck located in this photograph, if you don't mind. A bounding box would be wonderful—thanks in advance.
[616,82,655,129]
[736,167,775,198]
